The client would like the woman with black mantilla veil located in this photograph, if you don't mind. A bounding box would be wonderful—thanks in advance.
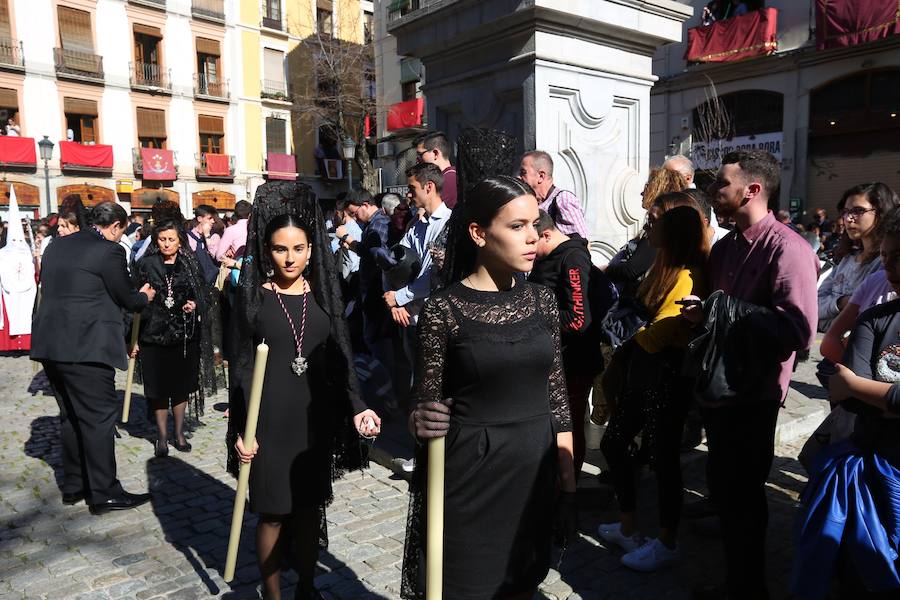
[226,181,381,600]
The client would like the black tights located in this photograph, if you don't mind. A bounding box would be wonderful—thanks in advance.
[600,377,689,532]
[257,508,319,600]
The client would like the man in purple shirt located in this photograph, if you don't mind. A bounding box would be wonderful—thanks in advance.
[215,200,250,264]
[415,131,457,208]
[683,150,818,600]
[518,150,588,238]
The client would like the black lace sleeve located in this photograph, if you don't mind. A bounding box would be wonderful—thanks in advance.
[413,295,454,406]
[537,285,572,432]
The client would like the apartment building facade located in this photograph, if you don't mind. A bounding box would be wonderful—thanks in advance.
[0,0,374,221]
[651,0,900,217]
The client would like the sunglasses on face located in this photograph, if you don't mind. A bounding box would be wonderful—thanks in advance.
[841,207,876,221]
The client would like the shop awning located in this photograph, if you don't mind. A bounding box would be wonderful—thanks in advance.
[0,136,36,166]
[140,147,176,181]
[59,141,113,170]
[816,0,900,50]
[387,97,424,131]
[266,152,297,180]
[685,8,778,63]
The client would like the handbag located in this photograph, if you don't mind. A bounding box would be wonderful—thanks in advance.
[599,296,649,351]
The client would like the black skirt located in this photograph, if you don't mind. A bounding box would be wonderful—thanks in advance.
[141,341,199,399]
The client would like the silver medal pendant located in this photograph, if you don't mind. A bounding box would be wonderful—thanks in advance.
[164,296,175,309]
[291,355,308,376]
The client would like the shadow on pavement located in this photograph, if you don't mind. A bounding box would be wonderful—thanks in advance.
[24,415,65,489]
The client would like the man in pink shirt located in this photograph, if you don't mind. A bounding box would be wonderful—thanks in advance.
[215,200,251,264]
[415,131,457,208]
[683,150,818,600]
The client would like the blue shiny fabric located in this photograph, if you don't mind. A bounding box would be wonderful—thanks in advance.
[792,440,900,599]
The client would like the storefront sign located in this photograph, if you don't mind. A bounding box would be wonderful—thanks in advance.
[691,132,783,170]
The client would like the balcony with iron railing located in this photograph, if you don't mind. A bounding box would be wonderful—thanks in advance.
[261,80,291,102]
[132,147,179,177]
[194,74,229,101]
[0,37,24,70]
[195,152,235,179]
[387,0,445,24]
[192,0,225,23]
[130,62,172,93]
[54,47,104,82]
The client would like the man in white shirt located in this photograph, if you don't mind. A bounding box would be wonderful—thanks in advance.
[663,154,696,189]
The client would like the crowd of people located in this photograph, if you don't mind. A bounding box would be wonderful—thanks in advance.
[3,124,899,598]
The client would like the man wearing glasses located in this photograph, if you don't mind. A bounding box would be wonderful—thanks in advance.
[414,131,457,208]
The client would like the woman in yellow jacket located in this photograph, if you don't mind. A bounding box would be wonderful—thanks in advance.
[598,193,709,572]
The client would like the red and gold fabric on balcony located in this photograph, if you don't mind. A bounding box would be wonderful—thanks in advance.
[685,8,778,63]
[387,97,424,131]
[140,147,176,181]
[205,153,230,176]
[59,141,113,170]
[816,0,900,51]
[0,137,36,166]
[266,152,297,180]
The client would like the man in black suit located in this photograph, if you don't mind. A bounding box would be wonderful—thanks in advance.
[31,202,156,515]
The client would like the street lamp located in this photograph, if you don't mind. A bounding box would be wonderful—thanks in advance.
[341,136,356,192]
[37,136,54,217]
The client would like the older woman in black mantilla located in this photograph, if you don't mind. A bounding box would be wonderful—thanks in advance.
[227,181,381,600]
[132,219,214,457]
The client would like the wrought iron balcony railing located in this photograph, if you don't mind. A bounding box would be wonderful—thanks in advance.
[130,61,172,92]
[261,80,291,102]
[194,73,229,100]
[0,37,24,69]
[192,0,225,22]
[195,152,235,178]
[54,47,104,81]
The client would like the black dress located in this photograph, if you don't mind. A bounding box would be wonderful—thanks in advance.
[137,258,200,400]
[402,281,572,600]
[247,288,333,515]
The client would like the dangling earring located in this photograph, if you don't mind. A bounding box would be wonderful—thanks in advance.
[265,268,274,278]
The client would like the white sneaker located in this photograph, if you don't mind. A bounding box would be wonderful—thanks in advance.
[597,522,642,553]
[621,538,679,572]
[401,458,416,473]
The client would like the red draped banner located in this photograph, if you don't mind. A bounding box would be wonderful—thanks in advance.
[140,147,176,181]
[0,137,36,166]
[685,8,778,63]
[205,153,230,176]
[266,152,297,180]
[816,0,900,50]
[387,98,424,131]
[59,141,114,170]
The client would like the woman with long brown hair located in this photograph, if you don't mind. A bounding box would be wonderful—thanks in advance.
[599,192,709,572]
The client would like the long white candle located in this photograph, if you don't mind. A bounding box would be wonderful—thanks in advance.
[121,314,141,423]
[223,341,269,582]
[426,436,445,599]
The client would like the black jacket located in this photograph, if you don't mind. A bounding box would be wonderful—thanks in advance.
[31,229,148,370]
[133,253,202,346]
[529,235,615,376]
[687,290,783,407]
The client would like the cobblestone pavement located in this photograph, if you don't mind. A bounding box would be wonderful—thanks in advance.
[0,354,813,599]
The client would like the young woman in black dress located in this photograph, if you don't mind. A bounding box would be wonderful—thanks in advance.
[132,220,207,457]
[231,205,381,600]
[402,175,577,600]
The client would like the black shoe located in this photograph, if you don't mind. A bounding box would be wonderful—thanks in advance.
[89,491,152,515]
[62,491,84,505]
[683,497,717,519]
[173,438,192,453]
[155,438,169,458]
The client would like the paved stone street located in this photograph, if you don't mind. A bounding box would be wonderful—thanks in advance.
[1,353,818,599]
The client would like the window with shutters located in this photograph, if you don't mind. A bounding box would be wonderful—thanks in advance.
[133,25,164,88]
[262,49,287,100]
[316,8,332,37]
[0,0,21,68]
[137,108,166,148]
[266,117,286,154]
[198,115,224,154]
[64,98,98,144]
[0,87,17,129]
[195,38,224,98]
[56,7,102,77]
